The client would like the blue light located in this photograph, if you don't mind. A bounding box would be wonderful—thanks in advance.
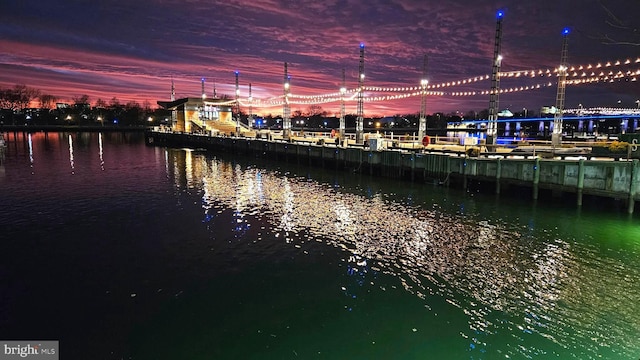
[235,70,239,75]
[562,27,570,35]
[360,43,365,48]
[201,77,205,81]
[496,10,504,19]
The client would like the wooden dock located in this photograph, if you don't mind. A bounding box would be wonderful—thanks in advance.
[145,130,640,214]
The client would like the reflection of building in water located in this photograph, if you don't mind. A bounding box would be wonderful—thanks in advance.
[157,98,233,133]
[165,148,212,190]
[68,134,74,173]
[163,149,640,358]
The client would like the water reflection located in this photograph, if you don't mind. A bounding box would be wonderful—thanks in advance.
[28,133,34,169]
[98,133,104,171]
[1,132,126,173]
[166,149,640,359]
[68,134,74,173]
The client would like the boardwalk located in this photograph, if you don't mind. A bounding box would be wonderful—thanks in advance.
[146,130,640,214]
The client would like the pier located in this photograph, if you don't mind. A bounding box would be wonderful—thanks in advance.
[145,130,640,214]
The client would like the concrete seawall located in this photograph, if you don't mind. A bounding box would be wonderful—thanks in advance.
[146,131,640,214]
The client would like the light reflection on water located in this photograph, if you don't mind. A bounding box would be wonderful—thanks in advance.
[173,149,640,359]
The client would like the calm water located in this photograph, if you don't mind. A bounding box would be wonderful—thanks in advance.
[1,131,639,360]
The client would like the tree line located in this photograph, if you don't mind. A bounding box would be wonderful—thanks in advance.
[2,83,540,129]
[0,84,169,126]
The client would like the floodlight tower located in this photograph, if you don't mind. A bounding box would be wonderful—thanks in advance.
[235,71,241,134]
[356,43,365,144]
[283,62,291,138]
[213,79,218,99]
[248,83,254,128]
[201,77,206,99]
[339,68,346,140]
[487,10,504,148]
[171,76,175,101]
[418,55,429,140]
[552,28,570,145]
[170,76,176,128]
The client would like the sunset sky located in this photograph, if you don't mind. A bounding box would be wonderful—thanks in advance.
[1,0,639,116]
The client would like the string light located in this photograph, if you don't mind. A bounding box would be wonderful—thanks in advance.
[223,57,639,107]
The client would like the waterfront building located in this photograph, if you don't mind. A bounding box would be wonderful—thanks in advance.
[157,97,234,133]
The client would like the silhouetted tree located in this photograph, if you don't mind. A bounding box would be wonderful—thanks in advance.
[38,94,58,109]
[95,98,108,109]
[305,104,326,117]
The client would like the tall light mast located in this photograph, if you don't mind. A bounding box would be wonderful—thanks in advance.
[201,77,206,99]
[248,83,254,129]
[170,76,176,128]
[552,28,570,145]
[213,79,218,99]
[283,62,291,139]
[339,68,346,140]
[487,10,504,148]
[418,55,428,140]
[171,76,175,101]
[356,43,365,144]
[235,70,240,135]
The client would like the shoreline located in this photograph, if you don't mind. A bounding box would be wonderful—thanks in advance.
[0,124,148,133]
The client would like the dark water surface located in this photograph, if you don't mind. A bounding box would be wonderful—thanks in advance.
[1,131,639,359]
